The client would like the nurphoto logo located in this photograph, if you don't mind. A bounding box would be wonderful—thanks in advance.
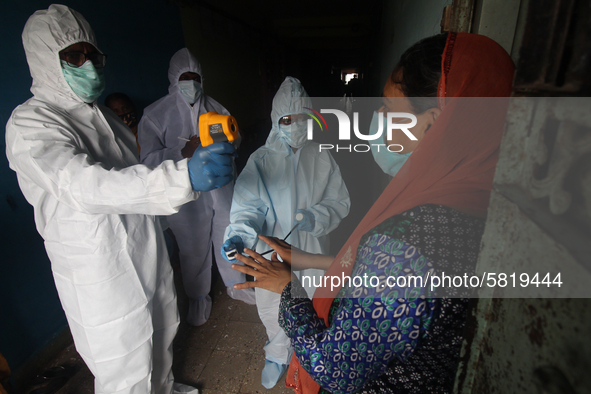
[304,109,418,152]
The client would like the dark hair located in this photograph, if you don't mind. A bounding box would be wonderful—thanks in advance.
[390,33,448,113]
[104,92,133,109]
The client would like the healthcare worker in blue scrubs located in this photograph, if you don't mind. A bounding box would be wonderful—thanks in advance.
[5,5,234,394]
[222,77,351,389]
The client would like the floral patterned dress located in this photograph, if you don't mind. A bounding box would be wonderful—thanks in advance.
[279,205,485,393]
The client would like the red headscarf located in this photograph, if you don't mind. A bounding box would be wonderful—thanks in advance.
[285,32,515,393]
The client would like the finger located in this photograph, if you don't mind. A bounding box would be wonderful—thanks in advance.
[259,235,291,254]
[271,236,290,249]
[276,239,292,249]
[213,174,233,189]
[210,157,234,172]
[234,253,260,269]
[203,162,233,178]
[242,247,271,266]
[215,163,235,177]
[231,263,259,277]
[207,151,233,167]
[206,142,236,155]
[259,235,282,250]
[233,281,258,290]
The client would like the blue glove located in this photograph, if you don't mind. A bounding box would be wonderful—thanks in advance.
[188,142,235,192]
[221,235,244,262]
[295,209,315,232]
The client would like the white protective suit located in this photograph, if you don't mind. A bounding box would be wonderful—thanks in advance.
[139,48,253,326]
[5,5,198,394]
[224,77,351,370]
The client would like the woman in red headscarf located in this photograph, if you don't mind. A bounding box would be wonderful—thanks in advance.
[232,32,515,394]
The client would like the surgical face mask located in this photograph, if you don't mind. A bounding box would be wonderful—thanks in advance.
[369,111,412,176]
[61,60,105,103]
[279,118,308,148]
[178,80,203,105]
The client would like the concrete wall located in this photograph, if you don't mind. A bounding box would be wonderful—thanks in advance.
[371,0,452,95]
[179,5,270,133]
[472,0,522,56]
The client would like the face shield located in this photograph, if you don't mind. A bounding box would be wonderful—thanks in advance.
[277,114,309,148]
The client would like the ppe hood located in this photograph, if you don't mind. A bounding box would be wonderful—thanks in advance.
[266,76,313,150]
[22,4,102,103]
[168,48,203,94]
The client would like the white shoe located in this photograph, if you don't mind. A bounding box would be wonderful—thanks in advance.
[173,382,199,393]
[187,295,212,326]
[227,286,256,305]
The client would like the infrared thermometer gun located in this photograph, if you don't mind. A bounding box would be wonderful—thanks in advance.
[199,111,240,146]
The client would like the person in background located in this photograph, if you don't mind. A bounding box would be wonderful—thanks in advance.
[104,92,140,153]
[139,48,256,327]
[231,32,515,394]
[222,76,350,389]
[346,74,362,97]
[0,353,9,394]
[5,5,235,393]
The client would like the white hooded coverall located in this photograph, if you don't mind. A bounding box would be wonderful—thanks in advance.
[224,77,351,368]
[5,5,197,394]
[139,48,249,326]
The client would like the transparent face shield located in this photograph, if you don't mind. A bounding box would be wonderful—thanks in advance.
[278,114,310,148]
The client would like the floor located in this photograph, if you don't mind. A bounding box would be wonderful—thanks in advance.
[23,262,293,394]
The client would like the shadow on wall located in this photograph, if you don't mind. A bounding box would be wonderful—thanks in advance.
[178,4,270,141]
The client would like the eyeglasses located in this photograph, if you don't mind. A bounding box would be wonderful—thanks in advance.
[278,114,308,126]
[178,73,202,83]
[61,52,107,68]
[278,116,293,125]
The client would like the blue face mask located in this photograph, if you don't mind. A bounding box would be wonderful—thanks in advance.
[61,60,105,103]
[178,80,203,105]
[369,111,412,176]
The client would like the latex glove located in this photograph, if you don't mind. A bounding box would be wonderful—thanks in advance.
[222,235,244,262]
[188,142,235,191]
[294,209,315,232]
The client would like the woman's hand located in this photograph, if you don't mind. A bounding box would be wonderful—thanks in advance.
[259,235,293,265]
[259,235,335,271]
[232,247,295,294]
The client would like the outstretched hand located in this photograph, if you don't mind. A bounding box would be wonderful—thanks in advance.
[232,247,295,294]
[259,235,293,265]
[258,235,334,271]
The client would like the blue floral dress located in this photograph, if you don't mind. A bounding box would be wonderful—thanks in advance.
[279,205,485,393]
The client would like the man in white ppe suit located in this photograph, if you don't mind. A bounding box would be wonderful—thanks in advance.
[139,48,255,327]
[222,77,351,388]
[5,5,235,394]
